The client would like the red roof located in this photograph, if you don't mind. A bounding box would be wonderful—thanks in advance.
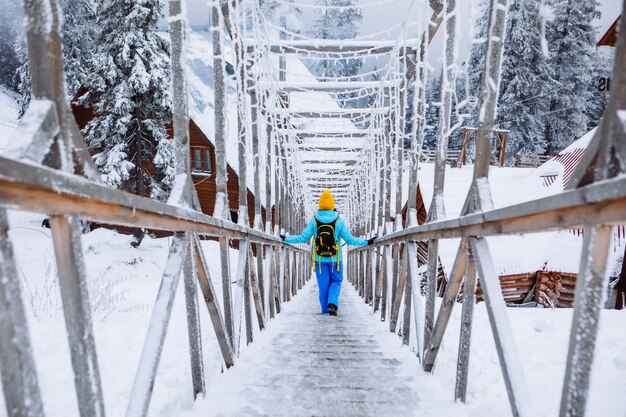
[598,16,620,47]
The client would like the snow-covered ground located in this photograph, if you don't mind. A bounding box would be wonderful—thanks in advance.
[2,210,625,417]
[414,296,626,417]
[1,210,250,417]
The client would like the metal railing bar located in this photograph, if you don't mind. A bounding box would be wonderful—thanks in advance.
[0,156,306,251]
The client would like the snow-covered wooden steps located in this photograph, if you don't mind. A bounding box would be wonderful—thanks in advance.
[187,278,462,417]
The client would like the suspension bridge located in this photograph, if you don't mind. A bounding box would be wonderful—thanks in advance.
[1,0,626,416]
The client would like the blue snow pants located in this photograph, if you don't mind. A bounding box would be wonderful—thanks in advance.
[315,262,343,313]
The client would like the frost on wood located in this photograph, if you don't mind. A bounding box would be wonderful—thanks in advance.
[0,209,44,417]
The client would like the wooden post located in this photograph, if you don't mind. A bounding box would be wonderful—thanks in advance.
[471,237,534,417]
[50,215,105,417]
[233,238,249,353]
[0,209,45,417]
[498,130,508,167]
[125,234,190,417]
[560,5,626,412]
[473,0,508,181]
[454,246,476,402]
[211,0,229,218]
[192,236,234,367]
[225,0,251,228]
[423,239,468,372]
[219,238,234,348]
[424,0,457,357]
[168,0,204,398]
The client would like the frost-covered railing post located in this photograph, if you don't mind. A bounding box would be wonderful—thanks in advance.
[210,0,237,352]
[559,1,626,415]
[423,0,456,358]
[166,0,206,400]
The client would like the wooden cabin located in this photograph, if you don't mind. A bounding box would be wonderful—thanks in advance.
[71,89,265,235]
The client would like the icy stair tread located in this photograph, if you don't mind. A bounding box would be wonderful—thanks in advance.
[187,279,450,417]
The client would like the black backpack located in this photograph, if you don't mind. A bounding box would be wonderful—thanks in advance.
[315,218,338,257]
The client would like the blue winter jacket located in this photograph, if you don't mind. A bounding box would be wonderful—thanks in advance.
[284,210,367,263]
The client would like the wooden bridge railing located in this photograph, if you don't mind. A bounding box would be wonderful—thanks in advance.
[347,1,626,417]
[0,1,310,417]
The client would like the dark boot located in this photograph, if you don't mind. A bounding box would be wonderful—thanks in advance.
[327,303,338,316]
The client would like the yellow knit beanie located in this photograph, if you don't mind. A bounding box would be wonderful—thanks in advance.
[318,189,335,211]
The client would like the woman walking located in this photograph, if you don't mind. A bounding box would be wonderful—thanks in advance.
[281,189,376,316]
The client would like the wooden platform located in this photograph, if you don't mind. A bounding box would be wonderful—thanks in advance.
[187,278,459,417]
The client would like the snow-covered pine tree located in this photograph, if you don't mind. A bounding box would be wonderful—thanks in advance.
[264,0,302,33]
[60,0,97,97]
[310,0,362,80]
[544,0,601,155]
[423,73,442,150]
[310,0,362,108]
[0,0,21,93]
[496,0,551,161]
[449,70,467,150]
[82,0,174,200]
[15,0,98,116]
[466,0,489,128]
[260,0,280,19]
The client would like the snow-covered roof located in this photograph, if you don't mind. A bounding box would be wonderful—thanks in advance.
[530,127,597,190]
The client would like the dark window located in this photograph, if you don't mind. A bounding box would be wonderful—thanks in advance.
[229,209,238,224]
[191,147,211,174]
[193,149,202,171]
